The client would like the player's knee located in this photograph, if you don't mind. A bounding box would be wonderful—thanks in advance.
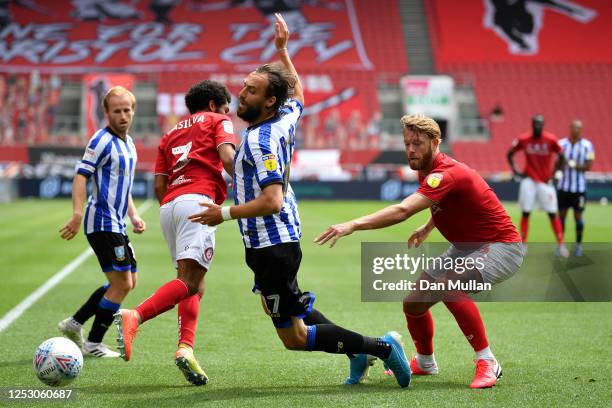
[178,262,206,296]
[522,212,531,218]
[547,212,557,220]
[403,299,428,316]
[280,334,306,351]
[110,281,132,297]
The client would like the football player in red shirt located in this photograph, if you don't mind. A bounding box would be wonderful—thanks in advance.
[315,114,524,389]
[507,114,568,256]
[115,80,236,385]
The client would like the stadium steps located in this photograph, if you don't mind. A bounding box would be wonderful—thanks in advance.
[398,0,435,75]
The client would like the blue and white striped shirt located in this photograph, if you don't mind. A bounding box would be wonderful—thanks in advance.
[233,99,302,249]
[75,127,137,235]
[557,137,594,193]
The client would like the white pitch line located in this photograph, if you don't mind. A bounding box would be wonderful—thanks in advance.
[0,200,154,333]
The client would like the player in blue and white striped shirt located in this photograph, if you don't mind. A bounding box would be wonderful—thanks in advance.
[190,13,411,388]
[556,119,594,256]
[58,86,146,357]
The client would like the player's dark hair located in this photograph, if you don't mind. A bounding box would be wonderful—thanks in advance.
[185,80,231,114]
[256,62,295,113]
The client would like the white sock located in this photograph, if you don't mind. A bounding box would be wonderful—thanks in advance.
[475,346,495,361]
[416,353,436,367]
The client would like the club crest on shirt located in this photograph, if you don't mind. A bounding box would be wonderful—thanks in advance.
[426,173,443,188]
[114,245,126,261]
[262,154,277,171]
[204,247,214,261]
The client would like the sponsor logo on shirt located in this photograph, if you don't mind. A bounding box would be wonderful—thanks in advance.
[427,173,443,188]
[262,154,278,171]
[171,174,191,186]
[83,147,96,161]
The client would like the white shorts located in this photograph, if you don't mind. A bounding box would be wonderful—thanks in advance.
[425,242,525,285]
[519,177,558,213]
[160,194,217,270]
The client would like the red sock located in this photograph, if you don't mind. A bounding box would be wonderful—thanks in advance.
[550,216,564,244]
[177,293,202,348]
[404,310,434,355]
[136,279,190,324]
[444,296,488,352]
[520,216,529,242]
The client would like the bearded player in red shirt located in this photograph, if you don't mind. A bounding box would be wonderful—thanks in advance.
[315,114,524,389]
[115,80,236,385]
[507,114,568,257]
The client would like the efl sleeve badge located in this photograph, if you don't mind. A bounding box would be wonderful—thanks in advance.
[426,173,443,188]
[262,154,278,171]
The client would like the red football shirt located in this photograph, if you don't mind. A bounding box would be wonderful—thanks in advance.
[416,153,521,243]
[155,112,235,205]
[510,131,561,183]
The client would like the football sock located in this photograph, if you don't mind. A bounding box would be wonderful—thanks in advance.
[305,324,391,359]
[177,293,202,348]
[475,346,495,361]
[303,308,333,325]
[576,219,584,243]
[404,310,434,355]
[520,215,530,242]
[88,296,120,343]
[444,297,489,352]
[136,279,190,324]
[549,215,564,244]
[73,283,110,325]
[303,309,361,358]
[416,353,436,366]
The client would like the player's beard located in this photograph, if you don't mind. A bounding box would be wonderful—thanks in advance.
[408,146,433,171]
[237,100,263,123]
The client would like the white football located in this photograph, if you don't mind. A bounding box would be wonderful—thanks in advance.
[33,337,83,387]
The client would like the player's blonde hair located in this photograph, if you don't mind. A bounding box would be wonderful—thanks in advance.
[103,86,136,112]
[400,114,441,140]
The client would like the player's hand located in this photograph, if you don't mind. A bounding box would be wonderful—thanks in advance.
[189,202,223,226]
[59,214,82,240]
[130,215,146,234]
[274,13,289,50]
[408,224,431,248]
[314,222,355,248]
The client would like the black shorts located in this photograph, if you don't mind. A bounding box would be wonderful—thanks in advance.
[86,232,137,273]
[557,190,586,212]
[245,242,314,328]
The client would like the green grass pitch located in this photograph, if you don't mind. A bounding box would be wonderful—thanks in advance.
[0,199,611,407]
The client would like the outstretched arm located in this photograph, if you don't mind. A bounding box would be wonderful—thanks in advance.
[274,13,304,105]
[314,193,433,248]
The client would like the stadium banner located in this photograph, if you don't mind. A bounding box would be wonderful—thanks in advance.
[18,176,151,199]
[400,75,455,120]
[157,69,380,128]
[26,146,152,173]
[1,0,372,72]
[361,242,612,302]
[430,0,612,63]
[83,74,135,136]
